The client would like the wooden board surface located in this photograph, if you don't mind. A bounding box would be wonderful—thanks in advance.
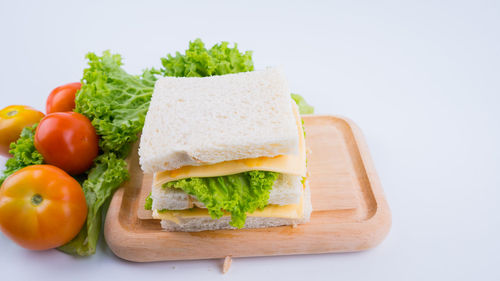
[104,115,391,262]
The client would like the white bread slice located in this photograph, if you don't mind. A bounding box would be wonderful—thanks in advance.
[156,181,312,232]
[139,67,298,173]
[151,174,303,210]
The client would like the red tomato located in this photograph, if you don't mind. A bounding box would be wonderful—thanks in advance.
[0,165,87,250]
[0,105,44,157]
[46,82,81,114]
[34,112,98,175]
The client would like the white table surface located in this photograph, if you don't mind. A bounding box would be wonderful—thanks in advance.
[1,1,499,280]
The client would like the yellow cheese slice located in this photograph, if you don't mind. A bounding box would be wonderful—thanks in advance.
[153,188,305,223]
[153,103,306,187]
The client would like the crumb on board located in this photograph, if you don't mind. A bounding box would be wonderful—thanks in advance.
[222,256,232,274]
[292,223,298,228]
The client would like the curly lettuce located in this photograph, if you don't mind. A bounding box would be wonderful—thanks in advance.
[58,153,129,256]
[144,192,153,210]
[164,171,279,228]
[0,124,43,185]
[75,51,159,157]
[292,93,314,114]
[161,39,254,77]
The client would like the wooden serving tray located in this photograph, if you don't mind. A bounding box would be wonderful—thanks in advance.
[104,115,391,262]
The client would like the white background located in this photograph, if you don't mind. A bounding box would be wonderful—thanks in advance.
[0,1,499,280]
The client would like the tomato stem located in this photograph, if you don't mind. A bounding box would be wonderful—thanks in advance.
[31,194,43,206]
[7,110,18,117]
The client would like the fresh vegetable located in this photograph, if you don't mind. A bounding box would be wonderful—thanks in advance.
[0,105,44,157]
[291,94,315,114]
[0,165,87,250]
[0,125,43,185]
[164,171,279,228]
[144,192,153,210]
[161,39,254,77]
[58,153,128,256]
[34,112,98,175]
[46,82,81,113]
[75,52,158,157]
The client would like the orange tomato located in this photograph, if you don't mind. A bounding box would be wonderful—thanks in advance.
[34,112,98,175]
[46,82,81,114]
[0,105,45,157]
[0,165,87,250]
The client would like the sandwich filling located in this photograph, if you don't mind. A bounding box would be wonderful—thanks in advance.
[153,183,306,224]
[161,171,280,228]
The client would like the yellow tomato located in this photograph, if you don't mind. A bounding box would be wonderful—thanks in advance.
[0,105,44,157]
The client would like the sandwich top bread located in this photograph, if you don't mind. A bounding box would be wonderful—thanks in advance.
[139,67,298,173]
[139,67,312,231]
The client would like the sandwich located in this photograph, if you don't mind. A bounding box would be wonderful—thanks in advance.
[139,67,312,232]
